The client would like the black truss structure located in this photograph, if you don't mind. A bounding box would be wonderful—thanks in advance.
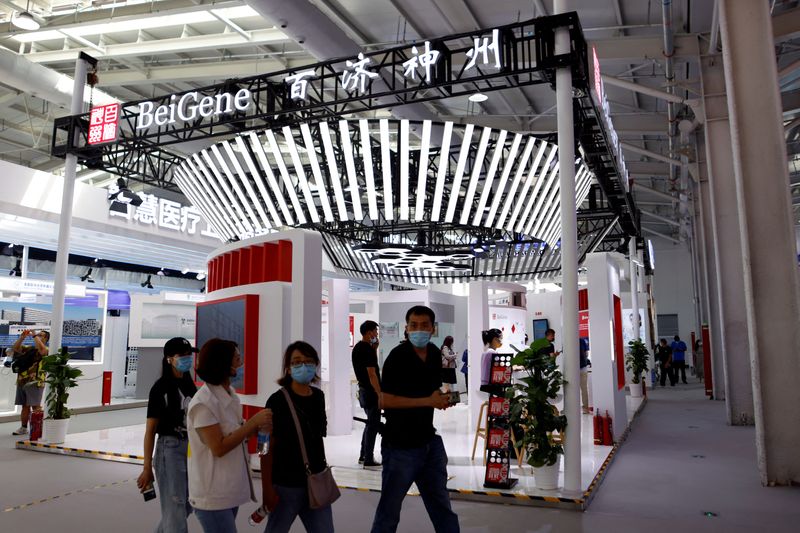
[52,12,639,241]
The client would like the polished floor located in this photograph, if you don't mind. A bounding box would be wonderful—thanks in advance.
[14,394,645,505]
[1,382,797,532]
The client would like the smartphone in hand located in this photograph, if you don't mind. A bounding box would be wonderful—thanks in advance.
[142,483,156,502]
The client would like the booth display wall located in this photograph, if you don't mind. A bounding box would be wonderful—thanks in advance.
[106,311,131,398]
[650,240,698,348]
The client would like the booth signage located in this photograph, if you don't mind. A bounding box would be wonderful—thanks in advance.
[88,103,120,145]
[0,277,86,297]
[591,47,630,191]
[136,89,252,130]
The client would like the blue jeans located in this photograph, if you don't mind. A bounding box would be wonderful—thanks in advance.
[153,436,191,533]
[264,485,334,533]
[359,388,380,462]
[195,507,238,533]
[371,435,459,533]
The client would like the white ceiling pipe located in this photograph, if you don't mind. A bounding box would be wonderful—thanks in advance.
[643,227,682,245]
[634,181,685,202]
[601,74,685,105]
[641,209,681,227]
[244,0,437,124]
[621,141,684,167]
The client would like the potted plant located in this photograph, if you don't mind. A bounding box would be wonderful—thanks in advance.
[625,339,649,398]
[39,347,83,443]
[506,339,567,490]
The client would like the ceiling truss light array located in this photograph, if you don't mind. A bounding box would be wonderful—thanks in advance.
[175,119,596,283]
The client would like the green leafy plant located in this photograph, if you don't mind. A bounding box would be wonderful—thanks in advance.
[39,348,83,420]
[625,338,650,384]
[505,340,567,468]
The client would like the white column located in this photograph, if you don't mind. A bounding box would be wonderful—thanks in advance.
[21,245,29,279]
[50,54,92,352]
[628,238,640,340]
[467,280,488,432]
[554,0,581,493]
[720,0,800,484]
[324,278,351,436]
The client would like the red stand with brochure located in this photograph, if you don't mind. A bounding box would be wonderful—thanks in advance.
[483,352,518,490]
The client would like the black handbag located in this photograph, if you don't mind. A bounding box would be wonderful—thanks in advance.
[281,388,341,509]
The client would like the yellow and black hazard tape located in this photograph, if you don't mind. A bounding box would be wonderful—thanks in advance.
[2,478,135,513]
[15,440,145,464]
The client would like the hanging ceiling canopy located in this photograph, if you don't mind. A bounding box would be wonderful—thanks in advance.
[175,117,598,283]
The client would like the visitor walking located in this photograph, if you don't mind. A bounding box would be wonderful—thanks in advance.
[655,338,675,387]
[261,341,336,533]
[671,335,688,384]
[440,336,457,393]
[187,339,272,533]
[579,337,591,414]
[351,320,382,469]
[137,337,198,533]
[371,305,459,533]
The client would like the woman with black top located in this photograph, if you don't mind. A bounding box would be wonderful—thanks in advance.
[261,341,334,533]
[137,337,198,533]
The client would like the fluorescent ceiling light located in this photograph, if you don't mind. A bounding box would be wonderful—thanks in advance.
[444,123,475,223]
[460,127,492,225]
[379,119,394,221]
[430,121,454,222]
[485,133,522,227]
[414,120,432,222]
[12,12,40,31]
[339,121,363,221]
[468,93,488,103]
[399,120,410,220]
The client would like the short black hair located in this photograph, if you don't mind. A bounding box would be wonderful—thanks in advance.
[674,335,681,341]
[278,341,321,387]
[405,305,435,324]
[482,328,502,345]
[196,338,238,385]
[360,320,379,336]
[545,328,556,337]
[660,338,667,344]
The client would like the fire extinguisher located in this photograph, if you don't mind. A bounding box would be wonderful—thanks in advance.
[29,410,43,441]
[602,410,614,446]
[593,412,602,445]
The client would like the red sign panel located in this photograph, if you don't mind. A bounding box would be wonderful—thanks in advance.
[579,310,589,337]
[88,103,120,145]
[488,396,510,417]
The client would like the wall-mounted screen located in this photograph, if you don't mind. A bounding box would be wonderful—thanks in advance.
[532,318,549,341]
[196,295,259,395]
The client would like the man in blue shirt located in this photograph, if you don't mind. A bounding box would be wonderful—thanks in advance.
[670,335,688,384]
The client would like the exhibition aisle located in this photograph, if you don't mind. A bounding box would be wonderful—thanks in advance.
[15,395,646,509]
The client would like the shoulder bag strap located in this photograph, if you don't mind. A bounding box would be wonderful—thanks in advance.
[281,387,311,472]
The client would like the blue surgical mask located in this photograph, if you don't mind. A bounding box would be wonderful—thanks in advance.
[290,363,317,384]
[233,365,244,382]
[408,331,432,348]
[174,355,193,373]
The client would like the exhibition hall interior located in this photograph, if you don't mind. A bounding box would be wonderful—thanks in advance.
[0,0,798,531]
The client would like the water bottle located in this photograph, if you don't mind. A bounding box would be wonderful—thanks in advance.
[247,505,268,526]
[257,430,270,456]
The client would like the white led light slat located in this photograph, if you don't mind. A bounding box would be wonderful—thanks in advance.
[265,129,307,225]
[282,125,320,224]
[248,131,294,226]
[431,120,453,222]
[318,122,348,221]
[175,165,231,239]
[525,155,561,236]
[513,141,550,233]
[497,137,536,229]
[414,120,432,222]
[485,133,522,227]
[209,145,259,234]
[473,129,507,227]
[221,140,271,231]
[379,119,394,221]
[181,160,238,239]
[460,127,492,225]
[399,120,411,220]
[358,119,379,221]
[339,120,364,221]
[234,136,282,228]
[444,123,474,223]
[300,123,335,223]
[193,152,246,236]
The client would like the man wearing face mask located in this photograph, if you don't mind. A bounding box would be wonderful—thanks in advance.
[371,305,459,533]
[352,320,382,469]
[138,337,199,532]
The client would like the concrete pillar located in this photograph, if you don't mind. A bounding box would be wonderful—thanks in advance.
[720,0,800,484]
[629,239,640,340]
[323,278,351,436]
[698,52,754,423]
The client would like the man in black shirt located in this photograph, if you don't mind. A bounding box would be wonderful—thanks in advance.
[352,320,382,468]
[371,305,459,533]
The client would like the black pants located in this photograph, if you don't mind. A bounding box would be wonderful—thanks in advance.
[673,361,687,383]
[659,363,675,386]
[359,388,380,462]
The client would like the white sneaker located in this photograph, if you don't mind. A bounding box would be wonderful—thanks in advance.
[12,426,28,435]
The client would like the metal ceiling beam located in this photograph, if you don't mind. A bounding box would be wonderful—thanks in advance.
[0,0,243,37]
[589,34,700,62]
[641,209,681,227]
[621,141,684,166]
[633,182,683,202]
[24,28,289,64]
[438,112,670,135]
[773,6,800,42]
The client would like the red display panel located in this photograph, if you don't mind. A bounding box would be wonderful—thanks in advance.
[613,295,625,390]
[195,294,260,395]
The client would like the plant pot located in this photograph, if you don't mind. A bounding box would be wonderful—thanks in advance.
[533,456,561,490]
[629,381,643,398]
[43,418,69,444]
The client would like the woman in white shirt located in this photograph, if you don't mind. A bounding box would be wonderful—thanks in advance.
[440,336,457,393]
[187,338,272,532]
[479,328,503,394]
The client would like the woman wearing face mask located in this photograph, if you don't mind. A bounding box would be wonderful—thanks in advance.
[479,328,503,394]
[440,336,457,393]
[187,338,272,533]
[260,341,334,533]
[137,337,198,533]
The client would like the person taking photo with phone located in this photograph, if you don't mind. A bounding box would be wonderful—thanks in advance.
[10,329,49,436]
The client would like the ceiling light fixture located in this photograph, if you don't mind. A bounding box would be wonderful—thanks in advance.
[156,268,166,276]
[108,178,144,207]
[12,2,40,31]
[9,259,21,277]
[468,93,488,103]
[141,275,154,289]
[181,267,189,275]
[80,268,95,283]
[196,272,206,281]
